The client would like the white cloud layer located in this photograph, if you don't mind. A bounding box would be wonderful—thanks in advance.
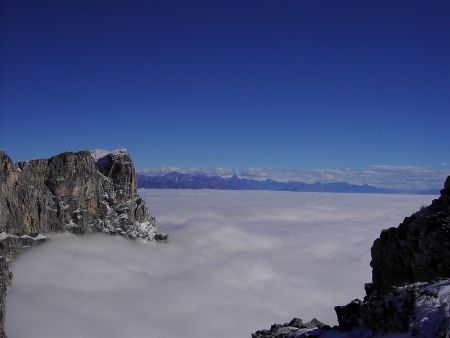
[6,190,436,338]
[140,165,450,190]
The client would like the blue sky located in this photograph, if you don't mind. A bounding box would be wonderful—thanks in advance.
[1,0,449,172]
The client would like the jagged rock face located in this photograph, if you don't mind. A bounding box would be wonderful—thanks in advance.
[253,176,450,338]
[0,149,159,240]
[0,149,165,337]
[370,176,450,293]
[0,233,48,259]
[251,318,330,338]
[332,176,450,335]
[331,176,450,335]
[0,255,9,338]
[335,287,416,333]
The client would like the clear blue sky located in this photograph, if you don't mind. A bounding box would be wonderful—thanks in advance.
[1,0,449,170]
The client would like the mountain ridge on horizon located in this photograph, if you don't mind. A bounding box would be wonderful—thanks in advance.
[137,171,439,195]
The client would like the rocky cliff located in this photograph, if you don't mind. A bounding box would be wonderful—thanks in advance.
[253,176,450,338]
[370,176,450,293]
[0,149,161,239]
[0,256,9,338]
[0,149,166,338]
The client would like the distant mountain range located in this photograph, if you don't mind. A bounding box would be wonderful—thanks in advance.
[137,172,439,195]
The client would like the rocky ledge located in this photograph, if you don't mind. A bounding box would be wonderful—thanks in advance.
[253,176,450,338]
[252,318,330,338]
[0,149,167,338]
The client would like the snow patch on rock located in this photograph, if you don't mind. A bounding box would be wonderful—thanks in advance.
[89,148,128,161]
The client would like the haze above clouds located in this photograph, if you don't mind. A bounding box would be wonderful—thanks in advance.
[140,165,450,191]
[7,190,435,338]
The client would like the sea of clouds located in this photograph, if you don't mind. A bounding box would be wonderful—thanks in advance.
[6,190,436,338]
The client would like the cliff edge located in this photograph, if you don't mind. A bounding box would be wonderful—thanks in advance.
[253,176,450,338]
[0,149,166,338]
[0,149,161,239]
[370,176,450,293]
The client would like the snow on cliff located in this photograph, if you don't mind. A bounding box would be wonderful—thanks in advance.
[89,149,128,161]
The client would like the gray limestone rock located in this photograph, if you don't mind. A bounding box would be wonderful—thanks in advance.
[0,255,9,338]
[0,148,167,337]
[0,149,162,240]
[0,233,48,260]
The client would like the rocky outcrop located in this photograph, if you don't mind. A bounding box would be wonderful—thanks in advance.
[252,318,330,338]
[0,255,10,338]
[0,233,48,260]
[334,284,416,333]
[370,176,450,293]
[0,149,167,338]
[333,280,450,336]
[253,176,450,338]
[0,149,163,240]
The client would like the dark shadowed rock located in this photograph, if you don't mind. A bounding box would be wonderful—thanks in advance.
[335,286,416,333]
[370,176,450,293]
[251,318,330,338]
[154,232,169,241]
[334,299,362,330]
[253,175,450,338]
[332,176,450,335]
[0,255,9,338]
